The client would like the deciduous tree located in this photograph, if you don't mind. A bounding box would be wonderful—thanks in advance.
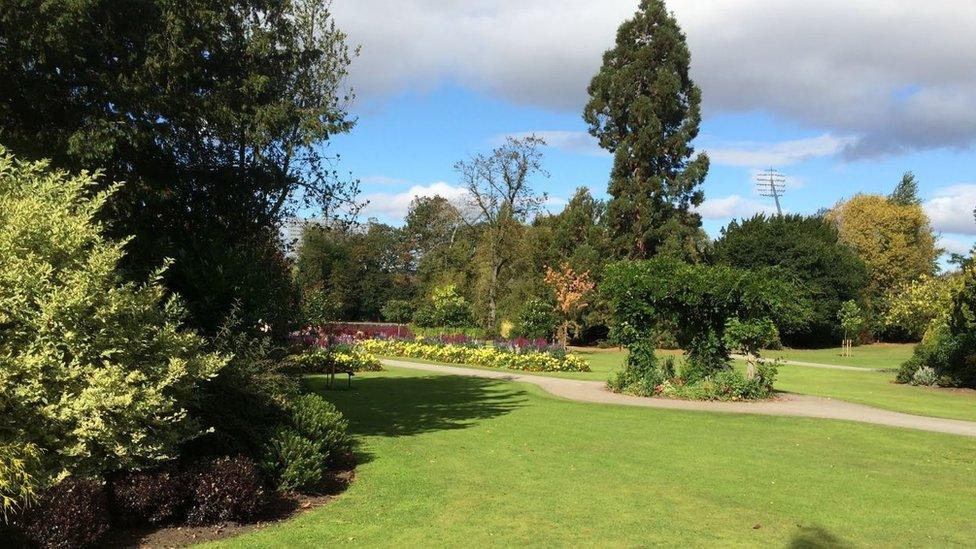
[456,136,548,332]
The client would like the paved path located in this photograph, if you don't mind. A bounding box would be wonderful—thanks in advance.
[731,354,882,372]
[380,359,976,438]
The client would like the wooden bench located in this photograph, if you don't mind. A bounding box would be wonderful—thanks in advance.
[326,368,355,389]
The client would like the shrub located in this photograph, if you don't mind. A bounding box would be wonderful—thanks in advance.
[185,456,265,526]
[290,394,350,462]
[381,299,414,323]
[359,339,590,372]
[10,477,109,549]
[0,443,41,521]
[897,264,976,388]
[183,317,297,459]
[513,298,558,339]
[108,464,188,526]
[262,428,326,492]
[603,258,803,383]
[0,150,228,489]
[262,394,350,492]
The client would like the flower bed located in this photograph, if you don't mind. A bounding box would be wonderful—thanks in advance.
[359,338,590,373]
[288,345,382,373]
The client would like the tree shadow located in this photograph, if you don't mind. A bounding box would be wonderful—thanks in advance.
[308,374,528,438]
[789,526,853,549]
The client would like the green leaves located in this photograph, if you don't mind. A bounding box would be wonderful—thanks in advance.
[584,0,707,258]
[0,148,227,505]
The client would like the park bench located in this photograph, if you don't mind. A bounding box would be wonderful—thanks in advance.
[326,366,355,389]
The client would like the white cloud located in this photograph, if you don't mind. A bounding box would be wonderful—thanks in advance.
[332,0,976,157]
[693,194,778,220]
[924,184,976,235]
[706,134,854,167]
[361,181,468,220]
[938,235,975,256]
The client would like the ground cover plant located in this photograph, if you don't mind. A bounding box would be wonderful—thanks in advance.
[206,367,976,548]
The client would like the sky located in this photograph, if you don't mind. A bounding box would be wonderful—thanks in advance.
[321,0,976,260]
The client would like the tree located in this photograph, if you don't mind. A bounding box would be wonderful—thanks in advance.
[0,0,361,333]
[883,274,960,341]
[584,0,709,259]
[603,258,803,382]
[889,172,921,206]
[544,263,596,347]
[837,300,864,356]
[713,214,867,346]
[456,136,548,332]
[827,195,939,304]
[0,150,225,504]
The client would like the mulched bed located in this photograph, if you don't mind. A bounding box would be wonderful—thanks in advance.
[101,467,355,548]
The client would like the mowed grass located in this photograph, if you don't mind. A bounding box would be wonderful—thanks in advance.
[766,343,916,369]
[745,362,976,422]
[383,345,976,422]
[208,368,976,548]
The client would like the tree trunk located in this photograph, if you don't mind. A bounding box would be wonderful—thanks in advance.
[487,259,502,333]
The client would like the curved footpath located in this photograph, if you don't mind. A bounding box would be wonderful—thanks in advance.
[380,359,976,438]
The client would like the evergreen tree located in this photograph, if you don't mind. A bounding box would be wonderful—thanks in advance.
[583,0,709,259]
[889,171,921,206]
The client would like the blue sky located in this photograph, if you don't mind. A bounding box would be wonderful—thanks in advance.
[322,0,976,261]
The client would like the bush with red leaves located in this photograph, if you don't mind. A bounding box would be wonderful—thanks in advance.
[11,477,109,549]
[108,464,188,526]
[185,456,266,525]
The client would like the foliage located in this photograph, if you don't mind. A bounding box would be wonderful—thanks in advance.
[264,428,327,492]
[382,299,414,323]
[0,0,362,335]
[185,456,266,525]
[713,214,867,346]
[456,136,549,330]
[184,317,297,459]
[109,464,187,526]
[882,274,959,341]
[827,194,938,303]
[723,318,780,358]
[0,151,226,493]
[411,325,488,339]
[0,444,41,521]
[290,395,351,465]
[262,394,349,492]
[889,172,921,206]
[289,346,382,374]
[10,477,110,549]
[513,298,559,339]
[584,0,708,259]
[837,300,865,341]
[544,263,596,347]
[897,265,976,388]
[359,339,591,373]
[603,258,803,383]
[295,223,415,324]
[413,284,474,328]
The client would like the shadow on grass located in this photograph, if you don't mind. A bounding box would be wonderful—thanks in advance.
[789,526,852,549]
[307,374,528,438]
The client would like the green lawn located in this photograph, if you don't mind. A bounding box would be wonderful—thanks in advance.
[766,343,916,369]
[209,368,976,547]
[748,362,976,422]
[382,346,976,422]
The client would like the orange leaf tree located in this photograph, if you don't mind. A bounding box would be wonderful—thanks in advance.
[544,262,596,347]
